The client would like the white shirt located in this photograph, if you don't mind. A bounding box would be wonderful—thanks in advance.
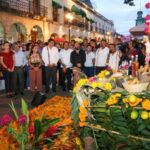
[59,48,73,68]
[95,47,109,67]
[145,42,150,54]
[108,51,120,70]
[85,51,95,67]
[42,46,59,66]
[14,50,27,67]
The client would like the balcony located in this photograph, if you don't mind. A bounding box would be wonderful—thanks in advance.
[0,0,47,19]
[71,20,85,29]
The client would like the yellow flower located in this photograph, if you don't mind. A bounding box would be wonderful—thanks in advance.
[91,82,103,89]
[122,98,128,103]
[104,83,112,91]
[97,70,109,78]
[77,79,89,87]
[105,98,118,105]
[76,137,81,145]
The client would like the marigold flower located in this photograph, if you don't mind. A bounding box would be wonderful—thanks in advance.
[129,98,142,107]
[83,100,89,107]
[142,100,150,110]
[79,122,86,127]
[105,98,118,105]
[104,82,112,91]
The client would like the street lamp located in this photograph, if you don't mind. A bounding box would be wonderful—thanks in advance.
[66,13,74,42]
[106,31,111,43]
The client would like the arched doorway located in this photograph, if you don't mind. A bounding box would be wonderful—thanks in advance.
[8,23,27,42]
[31,25,43,42]
[0,23,5,42]
[50,33,58,39]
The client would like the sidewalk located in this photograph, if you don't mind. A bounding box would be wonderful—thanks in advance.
[0,87,71,117]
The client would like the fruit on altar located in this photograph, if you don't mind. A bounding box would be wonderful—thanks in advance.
[141,111,149,120]
[128,95,137,104]
[130,110,138,119]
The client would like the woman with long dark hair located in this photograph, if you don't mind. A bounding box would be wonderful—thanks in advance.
[0,41,15,97]
[28,45,42,92]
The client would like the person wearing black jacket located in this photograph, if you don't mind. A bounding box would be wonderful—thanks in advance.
[70,42,86,85]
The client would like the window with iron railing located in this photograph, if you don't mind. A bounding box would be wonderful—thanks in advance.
[53,8,59,22]
[0,0,47,18]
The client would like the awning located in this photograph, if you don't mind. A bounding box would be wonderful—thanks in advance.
[129,24,145,36]
[52,0,62,9]
[71,5,87,17]
[64,6,70,12]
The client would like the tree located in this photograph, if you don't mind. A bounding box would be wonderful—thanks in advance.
[124,0,135,6]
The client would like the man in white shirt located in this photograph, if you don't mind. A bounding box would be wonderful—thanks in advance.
[59,41,73,91]
[95,39,109,74]
[108,44,120,71]
[14,43,27,95]
[84,45,95,77]
[42,39,59,93]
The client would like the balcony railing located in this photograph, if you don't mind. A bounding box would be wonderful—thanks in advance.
[0,0,47,19]
[71,20,85,29]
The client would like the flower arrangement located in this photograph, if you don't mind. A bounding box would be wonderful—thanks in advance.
[0,99,60,150]
[72,70,150,149]
[0,96,80,150]
[73,70,114,93]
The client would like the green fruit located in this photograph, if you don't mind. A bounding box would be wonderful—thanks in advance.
[141,111,149,120]
[149,112,150,118]
[130,110,138,119]
[128,95,137,104]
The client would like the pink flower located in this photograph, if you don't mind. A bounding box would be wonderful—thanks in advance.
[28,125,35,134]
[44,126,58,138]
[18,115,27,125]
[89,77,97,82]
[0,114,12,126]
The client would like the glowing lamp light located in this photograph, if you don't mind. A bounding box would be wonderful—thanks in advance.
[145,2,150,9]
[66,13,74,22]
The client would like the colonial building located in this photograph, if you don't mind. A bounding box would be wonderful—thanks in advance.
[0,0,115,42]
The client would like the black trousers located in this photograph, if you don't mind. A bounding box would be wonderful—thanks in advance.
[14,67,24,93]
[60,68,72,90]
[95,66,107,75]
[45,66,57,91]
[3,70,14,93]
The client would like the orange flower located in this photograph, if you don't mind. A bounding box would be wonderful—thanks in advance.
[142,99,150,110]
[105,98,118,105]
[83,100,90,107]
[79,122,86,127]
[129,98,142,107]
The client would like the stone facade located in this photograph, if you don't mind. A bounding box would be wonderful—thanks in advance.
[0,0,115,42]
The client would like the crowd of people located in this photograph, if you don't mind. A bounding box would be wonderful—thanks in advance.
[0,37,146,98]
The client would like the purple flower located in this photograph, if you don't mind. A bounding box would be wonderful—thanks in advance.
[18,115,27,125]
[0,114,12,127]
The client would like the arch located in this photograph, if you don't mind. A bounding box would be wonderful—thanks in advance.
[50,33,58,39]
[8,22,27,42]
[31,25,43,42]
[0,22,5,40]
